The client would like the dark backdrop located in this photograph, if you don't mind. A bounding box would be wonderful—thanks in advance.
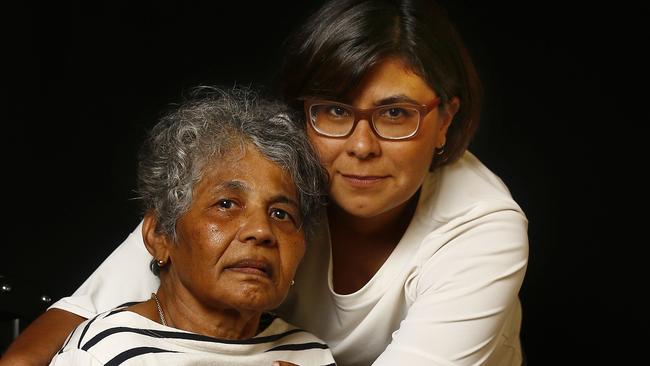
[2,1,647,364]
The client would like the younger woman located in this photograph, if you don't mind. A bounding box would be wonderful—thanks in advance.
[2,1,528,365]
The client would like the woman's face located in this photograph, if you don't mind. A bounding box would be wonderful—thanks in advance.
[307,58,456,219]
[167,146,305,313]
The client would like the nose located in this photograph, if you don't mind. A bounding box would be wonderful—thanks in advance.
[345,119,381,160]
[237,210,277,247]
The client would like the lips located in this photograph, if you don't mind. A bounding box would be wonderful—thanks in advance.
[225,259,272,278]
[340,174,388,187]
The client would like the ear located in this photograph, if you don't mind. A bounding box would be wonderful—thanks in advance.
[437,96,460,148]
[142,211,172,263]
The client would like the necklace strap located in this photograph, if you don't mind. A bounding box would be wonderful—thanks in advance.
[151,292,167,326]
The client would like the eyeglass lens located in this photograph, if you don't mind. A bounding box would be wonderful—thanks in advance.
[310,103,421,139]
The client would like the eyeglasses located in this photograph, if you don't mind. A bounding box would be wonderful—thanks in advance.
[304,98,440,140]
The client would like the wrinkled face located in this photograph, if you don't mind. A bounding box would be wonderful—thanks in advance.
[307,58,454,218]
[167,146,305,313]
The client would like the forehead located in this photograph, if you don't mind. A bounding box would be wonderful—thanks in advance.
[198,145,297,198]
[347,58,435,104]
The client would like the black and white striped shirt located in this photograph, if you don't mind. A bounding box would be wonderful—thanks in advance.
[50,307,335,366]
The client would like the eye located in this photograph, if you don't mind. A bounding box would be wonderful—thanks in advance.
[327,105,351,118]
[270,208,290,220]
[217,199,236,209]
[376,106,419,124]
[382,107,408,119]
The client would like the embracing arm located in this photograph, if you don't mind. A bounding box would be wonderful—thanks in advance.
[373,208,529,366]
[0,309,84,366]
[1,221,158,365]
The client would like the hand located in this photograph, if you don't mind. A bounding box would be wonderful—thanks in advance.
[273,362,299,366]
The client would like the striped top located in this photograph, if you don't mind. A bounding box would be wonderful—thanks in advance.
[49,306,336,366]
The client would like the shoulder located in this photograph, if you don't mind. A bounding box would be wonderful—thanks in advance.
[418,151,527,226]
[256,316,336,365]
[57,307,148,356]
[55,306,199,364]
[262,316,330,346]
[406,152,528,282]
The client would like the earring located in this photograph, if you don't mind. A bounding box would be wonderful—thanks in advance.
[291,279,295,286]
[156,258,168,267]
[436,144,445,156]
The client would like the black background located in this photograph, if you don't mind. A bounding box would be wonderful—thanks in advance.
[2,1,648,364]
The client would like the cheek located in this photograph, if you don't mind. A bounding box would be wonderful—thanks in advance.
[405,143,435,171]
[175,221,231,268]
[308,130,339,168]
[387,140,435,189]
[404,126,439,165]
[280,237,306,276]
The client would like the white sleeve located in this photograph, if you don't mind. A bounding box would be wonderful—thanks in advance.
[49,220,160,319]
[373,209,529,366]
[49,348,104,366]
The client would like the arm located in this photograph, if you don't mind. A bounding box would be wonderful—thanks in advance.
[1,221,159,365]
[0,309,84,366]
[374,209,529,366]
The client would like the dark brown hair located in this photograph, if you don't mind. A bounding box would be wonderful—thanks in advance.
[278,0,482,169]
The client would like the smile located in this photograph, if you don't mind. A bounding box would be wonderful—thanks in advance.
[340,174,388,187]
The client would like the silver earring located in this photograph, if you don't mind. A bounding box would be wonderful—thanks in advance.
[436,145,445,156]
[157,259,167,267]
[291,279,295,286]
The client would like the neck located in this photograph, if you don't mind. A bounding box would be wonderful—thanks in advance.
[153,282,262,340]
[327,192,419,294]
[328,190,419,241]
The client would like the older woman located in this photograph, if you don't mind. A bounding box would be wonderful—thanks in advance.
[48,86,334,366]
[7,1,528,365]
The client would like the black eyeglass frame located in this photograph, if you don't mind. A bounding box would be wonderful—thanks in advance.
[303,98,441,140]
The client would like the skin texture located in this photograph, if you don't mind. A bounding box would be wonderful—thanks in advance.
[310,58,459,294]
[138,145,306,340]
[309,58,456,222]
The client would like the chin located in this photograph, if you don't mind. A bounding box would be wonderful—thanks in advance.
[228,298,273,313]
[231,286,282,312]
[341,200,393,218]
[349,207,383,219]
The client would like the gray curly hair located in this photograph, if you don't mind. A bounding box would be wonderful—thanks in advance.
[136,85,328,245]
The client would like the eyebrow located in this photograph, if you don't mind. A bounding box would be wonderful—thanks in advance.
[215,180,299,208]
[269,194,300,209]
[374,94,423,106]
[216,180,249,192]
